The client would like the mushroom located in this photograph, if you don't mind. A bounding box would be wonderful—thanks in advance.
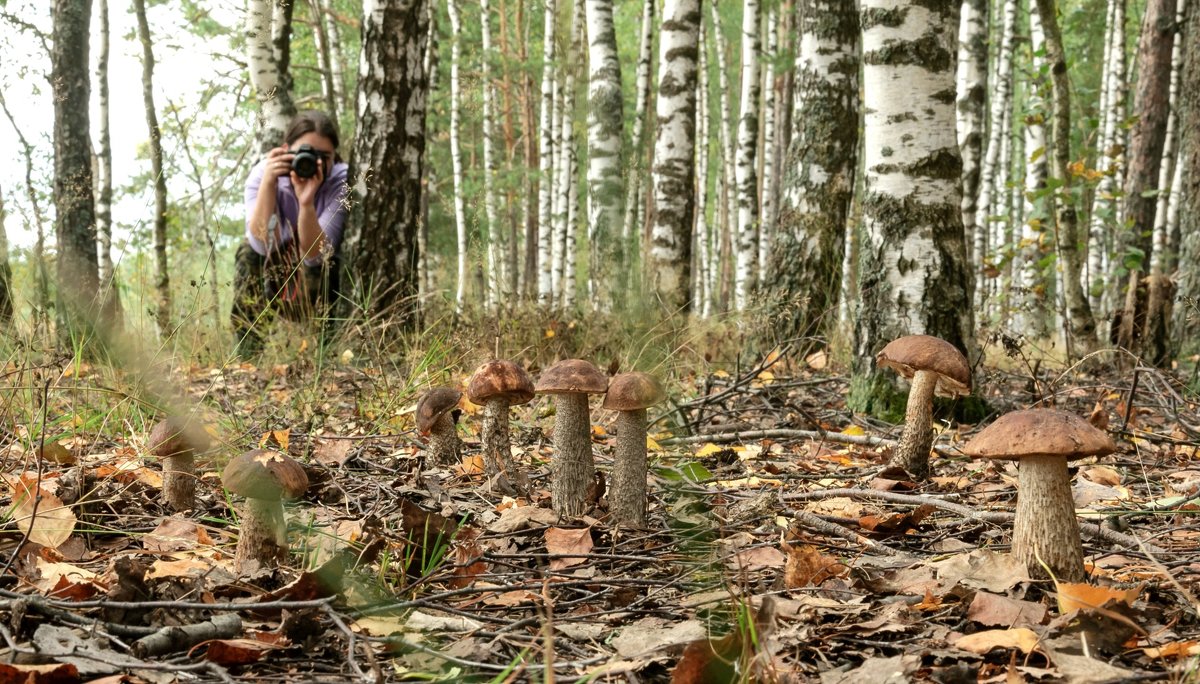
[416,387,463,465]
[536,359,609,517]
[221,449,309,574]
[961,409,1115,581]
[147,416,211,512]
[875,335,971,480]
[466,360,535,494]
[603,372,665,527]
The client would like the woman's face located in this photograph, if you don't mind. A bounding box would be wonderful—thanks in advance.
[290,131,337,175]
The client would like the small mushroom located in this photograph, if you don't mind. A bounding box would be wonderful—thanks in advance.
[417,387,463,465]
[148,417,211,512]
[603,372,665,527]
[536,359,609,517]
[466,360,535,493]
[961,409,1116,581]
[222,449,309,574]
[876,335,971,480]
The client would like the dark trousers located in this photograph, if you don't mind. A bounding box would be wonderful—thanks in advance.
[231,241,340,356]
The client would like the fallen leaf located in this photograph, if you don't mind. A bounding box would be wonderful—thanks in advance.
[0,661,80,683]
[143,518,213,553]
[4,473,77,548]
[783,544,846,588]
[202,637,283,666]
[954,628,1042,655]
[545,527,593,571]
[1141,640,1200,658]
[312,439,354,467]
[967,591,1049,628]
[1054,581,1142,614]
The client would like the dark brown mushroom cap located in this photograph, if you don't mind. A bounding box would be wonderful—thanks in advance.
[961,409,1117,461]
[603,372,665,411]
[536,359,608,395]
[876,335,971,398]
[222,449,309,500]
[416,387,463,435]
[466,360,535,406]
[148,417,211,458]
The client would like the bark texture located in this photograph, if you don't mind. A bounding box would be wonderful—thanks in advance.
[134,0,171,338]
[537,0,558,303]
[95,0,122,329]
[448,0,469,310]
[235,497,289,574]
[552,394,596,518]
[889,370,937,480]
[1174,0,1200,356]
[732,0,761,311]
[481,0,504,307]
[622,0,656,251]
[955,0,988,263]
[974,0,1016,310]
[480,398,522,489]
[610,408,649,527]
[344,0,429,322]
[1014,455,1085,581]
[246,0,297,155]
[1087,0,1127,312]
[585,0,625,309]
[162,455,196,513]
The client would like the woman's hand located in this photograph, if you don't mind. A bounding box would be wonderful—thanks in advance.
[290,158,325,209]
[262,144,293,183]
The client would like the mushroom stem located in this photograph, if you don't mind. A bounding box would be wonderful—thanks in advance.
[235,496,288,574]
[552,393,595,517]
[481,397,523,491]
[162,454,196,512]
[610,408,648,526]
[1014,454,1085,581]
[890,369,938,479]
[428,412,462,465]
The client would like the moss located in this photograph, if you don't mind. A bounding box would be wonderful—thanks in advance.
[848,370,909,422]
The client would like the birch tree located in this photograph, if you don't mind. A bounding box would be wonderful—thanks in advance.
[1174,0,1199,355]
[481,0,504,307]
[621,0,655,260]
[95,0,121,329]
[648,0,702,312]
[317,0,348,120]
[850,0,975,413]
[974,0,1016,309]
[133,0,171,337]
[1087,0,1126,312]
[553,0,583,308]
[447,0,469,310]
[0,186,11,322]
[766,0,859,343]
[956,0,988,257]
[584,0,624,309]
[345,0,429,322]
[709,2,736,310]
[247,0,297,154]
[732,0,761,311]
[757,7,780,283]
[537,0,558,304]
[309,0,340,128]
[0,95,52,332]
[1017,9,1050,336]
[694,19,712,315]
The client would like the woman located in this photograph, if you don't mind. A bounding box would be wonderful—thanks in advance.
[232,111,349,358]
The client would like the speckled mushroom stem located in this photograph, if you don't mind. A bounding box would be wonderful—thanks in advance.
[1014,454,1085,581]
[235,497,288,574]
[889,369,938,480]
[481,397,522,490]
[428,412,462,465]
[162,454,196,512]
[552,393,596,517]
[610,408,648,526]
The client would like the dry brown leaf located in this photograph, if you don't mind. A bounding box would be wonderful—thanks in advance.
[143,518,213,553]
[1141,640,1200,658]
[783,544,846,588]
[1054,581,1142,614]
[967,591,1048,628]
[0,661,80,683]
[954,627,1042,655]
[545,526,593,571]
[312,438,354,467]
[3,473,77,548]
[202,637,284,666]
[483,589,540,607]
[1081,465,1122,487]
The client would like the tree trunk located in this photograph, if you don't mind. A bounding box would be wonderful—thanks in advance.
[1171,0,1199,357]
[974,0,1016,311]
[621,0,655,280]
[757,7,781,285]
[418,0,437,302]
[694,19,712,315]
[95,0,123,332]
[767,0,859,345]
[1087,0,1127,314]
[246,0,297,155]
[344,0,429,323]
[732,0,761,311]
[956,0,988,271]
[481,0,505,309]
[849,0,975,416]
[133,0,172,339]
[556,0,583,310]
[584,0,625,310]
[709,2,736,312]
[0,97,52,334]
[52,0,102,346]
[0,186,11,322]
[1033,0,1098,357]
[318,0,348,121]
[1017,10,1051,338]
[309,0,340,129]
[537,0,558,305]
[648,0,702,312]
[448,0,469,311]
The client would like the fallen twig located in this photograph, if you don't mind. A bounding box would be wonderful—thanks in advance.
[132,613,242,657]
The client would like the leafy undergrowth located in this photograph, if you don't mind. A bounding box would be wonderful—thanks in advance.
[3,334,1200,683]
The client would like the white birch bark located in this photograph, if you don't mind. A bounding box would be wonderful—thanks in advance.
[694,18,711,315]
[96,0,114,287]
[1150,0,1186,278]
[956,0,988,265]
[1088,0,1126,313]
[974,0,1016,310]
[757,7,779,284]
[584,0,625,309]
[732,0,761,311]
[134,0,171,337]
[537,0,558,304]
[710,2,736,312]
[418,0,437,301]
[621,0,655,250]
[247,0,295,154]
[448,0,469,311]
[556,0,583,308]
[550,77,566,301]
[481,0,504,307]
[319,0,347,117]
[1019,14,1049,337]
[648,0,702,311]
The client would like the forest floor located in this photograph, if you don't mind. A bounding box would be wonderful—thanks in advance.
[2,336,1200,683]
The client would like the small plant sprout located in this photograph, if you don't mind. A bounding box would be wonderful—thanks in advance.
[875,335,971,480]
[603,372,665,527]
[466,359,535,494]
[222,449,310,574]
[416,386,463,465]
[961,409,1116,582]
[536,359,609,518]
[147,416,211,512]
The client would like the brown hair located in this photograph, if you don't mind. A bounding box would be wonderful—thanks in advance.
[283,111,342,163]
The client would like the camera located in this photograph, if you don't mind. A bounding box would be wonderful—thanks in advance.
[290,144,323,179]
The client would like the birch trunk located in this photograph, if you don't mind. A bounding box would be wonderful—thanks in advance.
[133,0,171,338]
[537,0,558,304]
[418,0,437,302]
[974,0,1016,311]
[621,0,655,256]
[584,0,625,310]
[767,0,859,343]
[757,7,780,284]
[1087,0,1126,312]
[318,0,347,121]
[309,0,340,128]
[481,0,504,308]
[448,0,469,311]
[648,0,702,312]
[710,2,736,312]
[956,0,988,263]
[732,0,761,311]
[1018,10,1050,337]
[850,0,975,415]
[247,0,297,155]
[694,19,711,315]
[95,0,122,331]
[521,3,540,299]
[0,187,10,322]
[555,0,583,309]
[1174,0,1199,356]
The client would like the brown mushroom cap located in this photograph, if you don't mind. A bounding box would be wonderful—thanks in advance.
[416,387,463,435]
[467,360,535,406]
[148,417,211,457]
[536,359,608,395]
[961,409,1117,461]
[222,449,309,501]
[876,335,971,398]
[603,372,665,411]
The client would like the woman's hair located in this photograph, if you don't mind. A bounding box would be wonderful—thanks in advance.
[284,111,342,163]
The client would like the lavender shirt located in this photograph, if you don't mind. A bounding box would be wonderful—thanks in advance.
[244,158,350,266]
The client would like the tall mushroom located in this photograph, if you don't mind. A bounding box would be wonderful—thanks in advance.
[147,416,211,512]
[466,360,534,494]
[222,449,309,574]
[876,335,971,479]
[416,387,463,465]
[537,359,609,517]
[604,372,665,527]
[961,409,1116,581]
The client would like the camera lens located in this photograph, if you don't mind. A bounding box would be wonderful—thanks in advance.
[291,145,319,179]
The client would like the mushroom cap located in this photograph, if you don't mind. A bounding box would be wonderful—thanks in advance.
[148,416,211,458]
[466,360,535,406]
[876,335,971,398]
[416,387,463,435]
[536,359,608,395]
[961,409,1117,461]
[222,449,309,500]
[603,372,665,411]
